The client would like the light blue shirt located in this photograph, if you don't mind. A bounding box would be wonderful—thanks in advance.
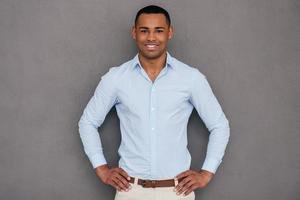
[78,52,230,180]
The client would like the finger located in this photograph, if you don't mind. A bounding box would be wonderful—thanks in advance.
[112,175,128,191]
[176,170,192,180]
[184,185,197,196]
[117,168,131,181]
[178,179,195,195]
[115,173,131,191]
[177,176,195,193]
[176,177,193,194]
[111,179,122,191]
[175,175,193,191]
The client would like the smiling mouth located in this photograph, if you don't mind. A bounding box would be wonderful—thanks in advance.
[145,44,159,50]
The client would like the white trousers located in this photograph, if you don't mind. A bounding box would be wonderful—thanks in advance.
[114,177,195,200]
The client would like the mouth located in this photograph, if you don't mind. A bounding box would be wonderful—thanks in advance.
[144,43,159,51]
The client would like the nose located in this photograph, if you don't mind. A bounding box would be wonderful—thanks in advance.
[147,31,155,41]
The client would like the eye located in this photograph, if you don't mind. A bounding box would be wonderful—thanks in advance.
[156,29,164,33]
[140,30,148,33]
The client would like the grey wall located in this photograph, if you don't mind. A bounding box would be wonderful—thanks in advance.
[0,0,299,199]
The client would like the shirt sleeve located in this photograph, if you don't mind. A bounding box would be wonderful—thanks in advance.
[78,67,118,169]
[189,69,230,174]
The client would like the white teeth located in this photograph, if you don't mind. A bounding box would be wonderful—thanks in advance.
[146,44,157,50]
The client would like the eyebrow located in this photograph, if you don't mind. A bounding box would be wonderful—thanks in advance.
[138,27,166,29]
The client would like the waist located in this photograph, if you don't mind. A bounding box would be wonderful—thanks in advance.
[128,176,184,188]
[119,155,192,180]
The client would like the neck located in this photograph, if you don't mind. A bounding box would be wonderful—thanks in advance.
[138,52,167,73]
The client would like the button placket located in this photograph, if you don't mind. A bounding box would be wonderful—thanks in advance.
[149,83,157,177]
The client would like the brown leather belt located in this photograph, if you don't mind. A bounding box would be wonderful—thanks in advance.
[129,176,183,188]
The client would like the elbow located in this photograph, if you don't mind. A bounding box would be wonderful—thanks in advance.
[78,115,85,130]
[78,116,84,129]
[225,120,230,141]
[78,114,100,134]
[208,116,230,140]
[221,118,230,138]
[78,116,86,135]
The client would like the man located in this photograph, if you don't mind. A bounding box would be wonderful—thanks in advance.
[78,5,230,200]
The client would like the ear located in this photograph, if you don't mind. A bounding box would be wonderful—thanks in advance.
[168,25,174,40]
[131,26,136,40]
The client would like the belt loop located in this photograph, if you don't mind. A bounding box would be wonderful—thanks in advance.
[174,178,178,186]
[134,177,138,185]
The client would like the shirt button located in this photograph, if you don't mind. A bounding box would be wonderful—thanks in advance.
[151,107,155,111]
[151,127,155,130]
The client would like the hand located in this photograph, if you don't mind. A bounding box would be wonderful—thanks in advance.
[95,164,132,192]
[174,169,214,196]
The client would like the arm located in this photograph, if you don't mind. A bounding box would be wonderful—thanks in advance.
[78,68,118,168]
[175,70,230,195]
[190,71,230,174]
[78,68,131,191]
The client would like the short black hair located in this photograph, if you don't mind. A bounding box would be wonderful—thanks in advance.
[135,5,171,26]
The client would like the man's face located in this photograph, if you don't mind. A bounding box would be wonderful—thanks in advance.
[132,13,173,60]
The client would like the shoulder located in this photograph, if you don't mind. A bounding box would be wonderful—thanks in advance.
[100,59,133,82]
[171,56,206,80]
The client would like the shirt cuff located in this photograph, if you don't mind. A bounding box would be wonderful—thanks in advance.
[89,152,107,169]
[201,157,222,174]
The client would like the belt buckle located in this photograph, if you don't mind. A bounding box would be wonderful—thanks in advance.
[141,180,156,188]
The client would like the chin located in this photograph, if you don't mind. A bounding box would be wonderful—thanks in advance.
[140,50,165,60]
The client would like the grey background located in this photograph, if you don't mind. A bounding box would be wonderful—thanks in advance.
[0,0,299,199]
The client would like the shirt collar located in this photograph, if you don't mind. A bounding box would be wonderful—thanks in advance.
[131,51,175,71]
